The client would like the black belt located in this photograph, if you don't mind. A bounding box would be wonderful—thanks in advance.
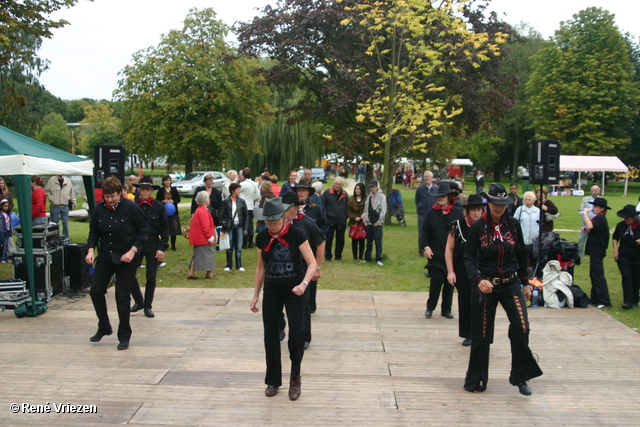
[147,235,159,239]
[485,273,517,285]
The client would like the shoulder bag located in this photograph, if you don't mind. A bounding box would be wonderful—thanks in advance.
[182,215,194,239]
[349,220,367,240]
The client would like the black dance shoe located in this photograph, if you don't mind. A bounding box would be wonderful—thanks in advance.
[90,330,112,342]
[515,381,532,396]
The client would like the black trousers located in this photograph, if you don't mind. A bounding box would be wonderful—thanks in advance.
[589,255,611,306]
[352,238,365,260]
[426,267,453,314]
[279,279,315,343]
[325,222,346,260]
[465,280,543,391]
[617,256,640,305]
[454,264,472,339]
[90,254,139,343]
[262,284,305,387]
[131,239,160,309]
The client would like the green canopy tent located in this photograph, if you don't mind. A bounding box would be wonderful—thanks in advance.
[0,125,96,315]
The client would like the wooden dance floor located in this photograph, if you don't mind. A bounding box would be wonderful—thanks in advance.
[1,288,638,426]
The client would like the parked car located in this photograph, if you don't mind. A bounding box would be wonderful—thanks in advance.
[173,171,227,197]
[517,166,530,180]
[311,167,328,183]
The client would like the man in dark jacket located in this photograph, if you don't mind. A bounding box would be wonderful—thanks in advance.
[415,171,437,257]
[321,177,349,261]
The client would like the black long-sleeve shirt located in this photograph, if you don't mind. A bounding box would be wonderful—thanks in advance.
[87,198,149,261]
[137,198,169,252]
[422,206,464,272]
[463,215,528,286]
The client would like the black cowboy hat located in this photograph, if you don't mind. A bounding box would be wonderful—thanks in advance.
[481,183,515,205]
[295,179,316,196]
[589,197,611,210]
[253,198,292,221]
[434,182,456,197]
[133,175,160,190]
[465,194,487,207]
[281,192,304,206]
[448,181,461,194]
[617,204,640,219]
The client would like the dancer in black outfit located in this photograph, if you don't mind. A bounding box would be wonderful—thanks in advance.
[445,194,486,346]
[86,177,149,350]
[612,205,640,309]
[131,176,169,318]
[251,198,317,401]
[282,191,325,350]
[422,183,463,319]
[583,197,612,308]
[463,184,542,395]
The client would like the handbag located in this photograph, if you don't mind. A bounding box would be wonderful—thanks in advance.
[349,221,367,240]
[182,215,193,239]
[545,211,561,222]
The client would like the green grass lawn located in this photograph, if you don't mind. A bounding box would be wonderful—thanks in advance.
[2,177,638,332]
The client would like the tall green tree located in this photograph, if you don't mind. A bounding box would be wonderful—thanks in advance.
[116,8,271,173]
[1,1,84,132]
[497,24,543,182]
[36,112,71,151]
[338,0,508,196]
[227,83,326,178]
[77,102,123,155]
[238,0,516,189]
[526,7,640,156]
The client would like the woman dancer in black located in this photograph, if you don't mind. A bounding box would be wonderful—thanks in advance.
[445,194,486,346]
[422,183,463,319]
[250,198,317,400]
[463,184,542,395]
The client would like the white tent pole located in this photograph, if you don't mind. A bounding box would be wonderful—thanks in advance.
[601,171,606,196]
[625,172,629,197]
[577,171,581,191]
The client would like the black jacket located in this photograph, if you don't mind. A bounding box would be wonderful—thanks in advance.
[321,187,349,228]
[220,197,250,232]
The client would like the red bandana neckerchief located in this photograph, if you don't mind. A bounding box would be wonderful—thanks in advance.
[264,220,291,252]
[106,201,120,211]
[432,203,453,215]
[293,211,306,223]
[139,197,155,207]
[625,220,639,237]
[465,216,474,227]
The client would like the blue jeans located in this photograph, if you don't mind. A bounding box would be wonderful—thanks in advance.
[32,217,47,226]
[226,226,243,269]
[365,224,383,262]
[50,205,70,238]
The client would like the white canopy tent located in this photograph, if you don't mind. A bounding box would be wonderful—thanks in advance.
[559,155,629,196]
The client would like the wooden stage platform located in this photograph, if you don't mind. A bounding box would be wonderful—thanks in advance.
[1,288,639,426]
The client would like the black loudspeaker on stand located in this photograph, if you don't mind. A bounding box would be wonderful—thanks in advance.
[529,139,561,185]
[65,243,92,291]
[94,145,125,188]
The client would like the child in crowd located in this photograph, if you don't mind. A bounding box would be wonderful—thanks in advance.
[0,199,12,262]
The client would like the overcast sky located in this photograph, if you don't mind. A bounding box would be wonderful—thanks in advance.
[37,0,640,101]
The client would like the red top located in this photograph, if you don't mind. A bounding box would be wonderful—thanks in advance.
[189,205,215,246]
[31,187,47,219]
[271,182,282,197]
